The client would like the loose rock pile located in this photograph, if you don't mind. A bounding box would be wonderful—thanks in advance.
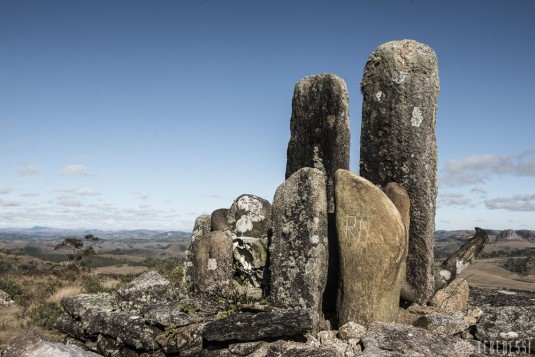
[3,39,532,356]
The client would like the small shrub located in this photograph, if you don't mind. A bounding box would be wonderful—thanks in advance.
[28,301,63,330]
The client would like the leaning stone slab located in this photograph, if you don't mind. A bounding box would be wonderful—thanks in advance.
[360,39,440,304]
[115,271,177,310]
[191,231,234,297]
[1,332,100,357]
[361,321,475,357]
[227,194,272,238]
[203,309,313,342]
[285,73,350,214]
[334,169,407,327]
[430,277,469,313]
[271,167,328,330]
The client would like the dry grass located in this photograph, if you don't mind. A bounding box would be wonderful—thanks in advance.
[47,285,82,303]
[461,259,535,291]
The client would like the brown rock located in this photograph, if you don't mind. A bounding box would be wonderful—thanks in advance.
[334,169,407,327]
[211,208,231,232]
[431,277,469,313]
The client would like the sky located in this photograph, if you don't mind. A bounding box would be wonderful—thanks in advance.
[1,0,534,231]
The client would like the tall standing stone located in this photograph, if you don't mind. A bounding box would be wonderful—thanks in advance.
[360,40,439,304]
[335,169,407,327]
[271,168,329,331]
[285,73,350,214]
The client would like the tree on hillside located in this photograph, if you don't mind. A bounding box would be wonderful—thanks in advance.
[55,235,98,268]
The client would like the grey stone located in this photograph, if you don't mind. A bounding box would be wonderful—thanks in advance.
[285,73,350,214]
[211,208,231,232]
[184,214,213,290]
[227,194,272,239]
[475,305,535,343]
[361,321,475,356]
[232,236,267,301]
[140,301,201,327]
[267,340,341,356]
[270,167,329,330]
[334,169,407,327]
[0,289,14,306]
[191,231,234,297]
[228,341,267,356]
[55,314,86,341]
[0,332,100,357]
[203,309,313,342]
[413,312,473,336]
[338,321,367,341]
[115,271,177,311]
[155,323,204,355]
[60,293,116,319]
[192,214,212,242]
[360,39,440,304]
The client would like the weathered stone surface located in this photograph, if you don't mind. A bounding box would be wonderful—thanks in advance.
[60,293,116,319]
[192,214,212,242]
[361,321,475,356]
[227,194,272,239]
[1,332,100,357]
[383,182,410,233]
[228,341,267,356]
[203,309,313,342]
[55,314,86,340]
[271,167,328,329]
[334,169,407,327]
[211,208,231,232]
[267,340,340,356]
[431,277,469,313]
[191,231,234,297]
[232,237,267,301]
[115,271,177,310]
[95,335,139,357]
[155,323,204,355]
[140,301,201,327]
[475,305,535,342]
[285,73,350,214]
[338,321,367,341]
[360,39,440,304]
[414,312,473,336]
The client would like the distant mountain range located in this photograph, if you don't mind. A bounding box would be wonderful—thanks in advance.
[435,229,535,243]
[0,226,191,242]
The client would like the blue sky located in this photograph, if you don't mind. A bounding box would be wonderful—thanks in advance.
[1,0,534,231]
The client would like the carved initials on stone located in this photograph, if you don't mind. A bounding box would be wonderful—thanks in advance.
[345,215,370,242]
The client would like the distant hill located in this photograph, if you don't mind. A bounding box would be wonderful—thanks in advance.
[434,229,535,242]
[0,226,191,242]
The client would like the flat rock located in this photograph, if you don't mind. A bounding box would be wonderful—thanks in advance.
[203,309,313,342]
[155,322,204,355]
[361,321,475,356]
[115,271,177,310]
[1,332,100,357]
[475,305,535,342]
[60,293,116,319]
[414,312,473,336]
[140,301,202,327]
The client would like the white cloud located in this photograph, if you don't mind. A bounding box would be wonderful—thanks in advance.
[0,187,11,194]
[0,198,22,207]
[17,162,39,175]
[57,196,83,207]
[485,194,535,212]
[58,187,100,196]
[440,149,535,186]
[21,192,39,197]
[437,192,473,208]
[60,164,92,176]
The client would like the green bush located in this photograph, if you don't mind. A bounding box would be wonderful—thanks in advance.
[28,301,63,330]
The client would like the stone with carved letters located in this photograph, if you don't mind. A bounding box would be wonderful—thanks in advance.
[360,40,439,304]
[271,167,328,331]
[334,169,407,327]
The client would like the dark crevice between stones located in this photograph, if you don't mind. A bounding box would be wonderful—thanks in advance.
[322,212,339,329]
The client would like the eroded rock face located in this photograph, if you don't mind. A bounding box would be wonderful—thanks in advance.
[271,167,329,330]
[360,39,439,304]
[191,231,234,297]
[285,73,350,214]
[232,236,268,301]
[211,208,231,232]
[431,277,469,313]
[475,305,535,343]
[227,194,272,239]
[334,169,407,327]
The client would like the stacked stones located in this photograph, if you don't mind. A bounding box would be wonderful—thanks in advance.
[189,40,440,330]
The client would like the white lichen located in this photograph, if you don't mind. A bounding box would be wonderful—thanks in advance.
[455,259,469,274]
[499,331,519,340]
[235,195,266,235]
[310,235,320,245]
[392,71,408,84]
[207,258,217,271]
[439,269,451,281]
[375,91,385,101]
[411,107,423,127]
[312,146,325,171]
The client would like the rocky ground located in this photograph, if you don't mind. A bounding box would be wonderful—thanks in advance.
[2,271,534,356]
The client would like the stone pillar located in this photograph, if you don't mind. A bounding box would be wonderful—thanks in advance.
[335,169,407,327]
[285,73,350,214]
[360,40,439,304]
[271,168,329,331]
